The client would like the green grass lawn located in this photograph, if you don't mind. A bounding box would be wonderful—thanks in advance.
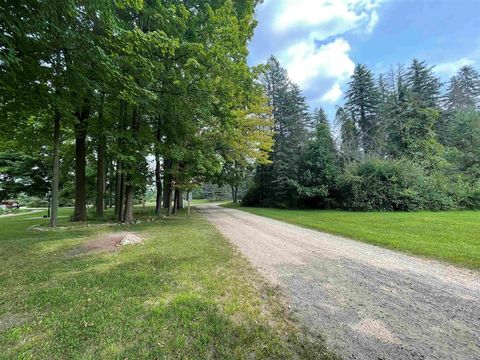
[224,204,480,269]
[0,207,335,359]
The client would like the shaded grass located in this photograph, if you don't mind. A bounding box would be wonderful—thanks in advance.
[0,207,335,359]
[223,204,480,269]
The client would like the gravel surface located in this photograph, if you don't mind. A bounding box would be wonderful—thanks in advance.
[197,204,480,360]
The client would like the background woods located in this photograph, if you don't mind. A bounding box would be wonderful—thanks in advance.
[243,57,480,211]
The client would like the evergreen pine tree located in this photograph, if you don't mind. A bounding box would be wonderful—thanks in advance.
[445,65,480,111]
[296,108,338,207]
[345,64,379,153]
[336,107,360,160]
[247,56,309,207]
[406,59,441,107]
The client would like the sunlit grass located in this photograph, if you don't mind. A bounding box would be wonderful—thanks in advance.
[0,207,335,359]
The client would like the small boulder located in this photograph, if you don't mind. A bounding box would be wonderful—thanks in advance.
[120,233,142,246]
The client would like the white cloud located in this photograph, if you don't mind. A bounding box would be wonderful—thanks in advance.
[272,0,385,36]
[435,57,475,77]
[262,0,386,104]
[283,38,355,95]
[321,83,343,103]
[366,10,379,34]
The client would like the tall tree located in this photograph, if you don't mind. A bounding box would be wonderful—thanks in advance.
[295,108,338,207]
[336,107,360,160]
[345,64,379,153]
[445,65,480,111]
[260,57,309,207]
[406,59,441,108]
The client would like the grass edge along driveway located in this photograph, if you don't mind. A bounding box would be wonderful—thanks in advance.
[223,204,480,269]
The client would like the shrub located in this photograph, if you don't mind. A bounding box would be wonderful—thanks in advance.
[27,197,49,208]
[337,158,473,211]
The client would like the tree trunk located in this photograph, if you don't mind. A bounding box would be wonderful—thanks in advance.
[49,109,61,227]
[177,190,184,209]
[235,186,239,203]
[115,159,122,218]
[115,100,127,220]
[163,159,172,209]
[95,96,106,219]
[155,155,162,216]
[168,188,174,215]
[108,160,114,208]
[73,123,87,221]
[95,139,105,219]
[122,106,140,222]
[73,103,89,222]
[172,189,178,214]
[155,127,162,216]
[123,184,134,223]
[231,186,236,203]
[118,172,126,221]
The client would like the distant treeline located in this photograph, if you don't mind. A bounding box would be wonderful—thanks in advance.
[244,57,480,211]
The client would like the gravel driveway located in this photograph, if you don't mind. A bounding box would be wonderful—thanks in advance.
[197,204,480,360]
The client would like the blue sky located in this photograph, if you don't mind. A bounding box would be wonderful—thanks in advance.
[248,0,480,120]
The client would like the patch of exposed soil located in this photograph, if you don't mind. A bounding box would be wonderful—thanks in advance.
[67,232,139,256]
[0,312,27,332]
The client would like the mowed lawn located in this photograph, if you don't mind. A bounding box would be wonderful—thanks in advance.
[224,205,480,269]
[0,208,335,359]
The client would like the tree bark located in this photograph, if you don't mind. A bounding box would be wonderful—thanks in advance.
[107,160,113,209]
[168,187,174,215]
[177,190,184,209]
[123,185,134,223]
[115,100,127,221]
[122,106,140,222]
[73,103,89,222]
[163,159,172,209]
[172,189,178,214]
[49,109,61,227]
[73,131,87,221]
[155,127,162,216]
[95,96,106,219]
[118,172,126,221]
[114,159,122,218]
[155,155,162,216]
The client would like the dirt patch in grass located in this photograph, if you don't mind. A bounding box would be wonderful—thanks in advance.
[67,232,139,256]
[0,313,27,332]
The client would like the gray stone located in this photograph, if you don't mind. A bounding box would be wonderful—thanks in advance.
[120,233,142,246]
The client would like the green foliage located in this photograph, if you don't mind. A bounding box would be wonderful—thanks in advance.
[444,109,480,177]
[445,65,480,111]
[338,158,479,211]
[248,56,309,208]
[0,151,50,201]
[294,108,339,208]
[345,64,380,152]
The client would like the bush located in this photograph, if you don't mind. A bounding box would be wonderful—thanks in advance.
[241,184,263,207]
[337,158,476,211]
[27,197,49,208]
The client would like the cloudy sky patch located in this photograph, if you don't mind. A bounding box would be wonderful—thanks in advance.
[248,0,480,119]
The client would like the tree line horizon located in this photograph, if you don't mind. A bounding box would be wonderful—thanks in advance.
[1,1,479,222]
[243,56,479,211]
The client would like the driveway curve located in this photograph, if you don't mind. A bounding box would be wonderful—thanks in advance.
[197,204,480,360]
